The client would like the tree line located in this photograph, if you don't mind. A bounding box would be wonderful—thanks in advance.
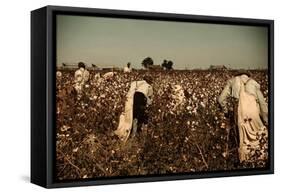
[141,57,174,70]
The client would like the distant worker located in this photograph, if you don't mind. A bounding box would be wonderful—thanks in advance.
[74,62,90,98]
[115,76,153,141]
[124,62,132,73]
[94,72,101,80]
[91,63,98,70]
[103,71,116,81]
[218,71,268,162]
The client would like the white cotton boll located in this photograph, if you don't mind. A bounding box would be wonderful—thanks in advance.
[200,102,206,108]
[56,71,62,77]
[192,108,197,115]
[57,107,60,114]
[83,175,88,179]
[60,125,70,132]
[192,95,197,101]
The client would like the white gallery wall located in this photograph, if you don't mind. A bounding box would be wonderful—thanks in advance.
[0,0,279,193]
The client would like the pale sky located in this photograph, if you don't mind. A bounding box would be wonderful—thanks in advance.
[57,15,268,69]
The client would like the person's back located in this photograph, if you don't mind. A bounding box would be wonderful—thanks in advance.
[124,66,131,73]
[103,72,116,81]
[124,62,132,73]
[75,68,89,82]
[74,62,89,98]
[115,76,153,141]
[218,73,268,162]
[128,80,153,104]
[218,74,268,124]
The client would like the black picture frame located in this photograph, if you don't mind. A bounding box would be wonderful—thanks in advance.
[31,5,274,188]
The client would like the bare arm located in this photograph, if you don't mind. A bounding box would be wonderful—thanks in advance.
[256,84,268,125]
[218,79,232,112]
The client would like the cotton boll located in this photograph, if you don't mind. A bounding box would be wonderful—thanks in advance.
[200,101,206,108]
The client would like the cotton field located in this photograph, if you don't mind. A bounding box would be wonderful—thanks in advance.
[56,69,268,180]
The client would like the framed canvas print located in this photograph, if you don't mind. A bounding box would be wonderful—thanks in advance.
[31,5,274,188]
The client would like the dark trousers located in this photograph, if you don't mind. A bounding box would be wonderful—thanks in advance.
[133,92,148,132]
[229,98,239,147]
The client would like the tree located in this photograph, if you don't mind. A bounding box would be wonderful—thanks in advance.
[166,60,174,70]
[161,59,168,69]
[162,60,173,70]
[142,57,154,69]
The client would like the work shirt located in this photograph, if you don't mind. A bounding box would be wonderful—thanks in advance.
[74,68,89,85]
[128,80,153,105]
[218,75,268,124]
[124,67,132,73]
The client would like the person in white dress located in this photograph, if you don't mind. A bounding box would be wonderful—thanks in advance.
[124,62,132,73]
[115,76,153,142]
[74,62,90,99]
[218,71,268,162]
